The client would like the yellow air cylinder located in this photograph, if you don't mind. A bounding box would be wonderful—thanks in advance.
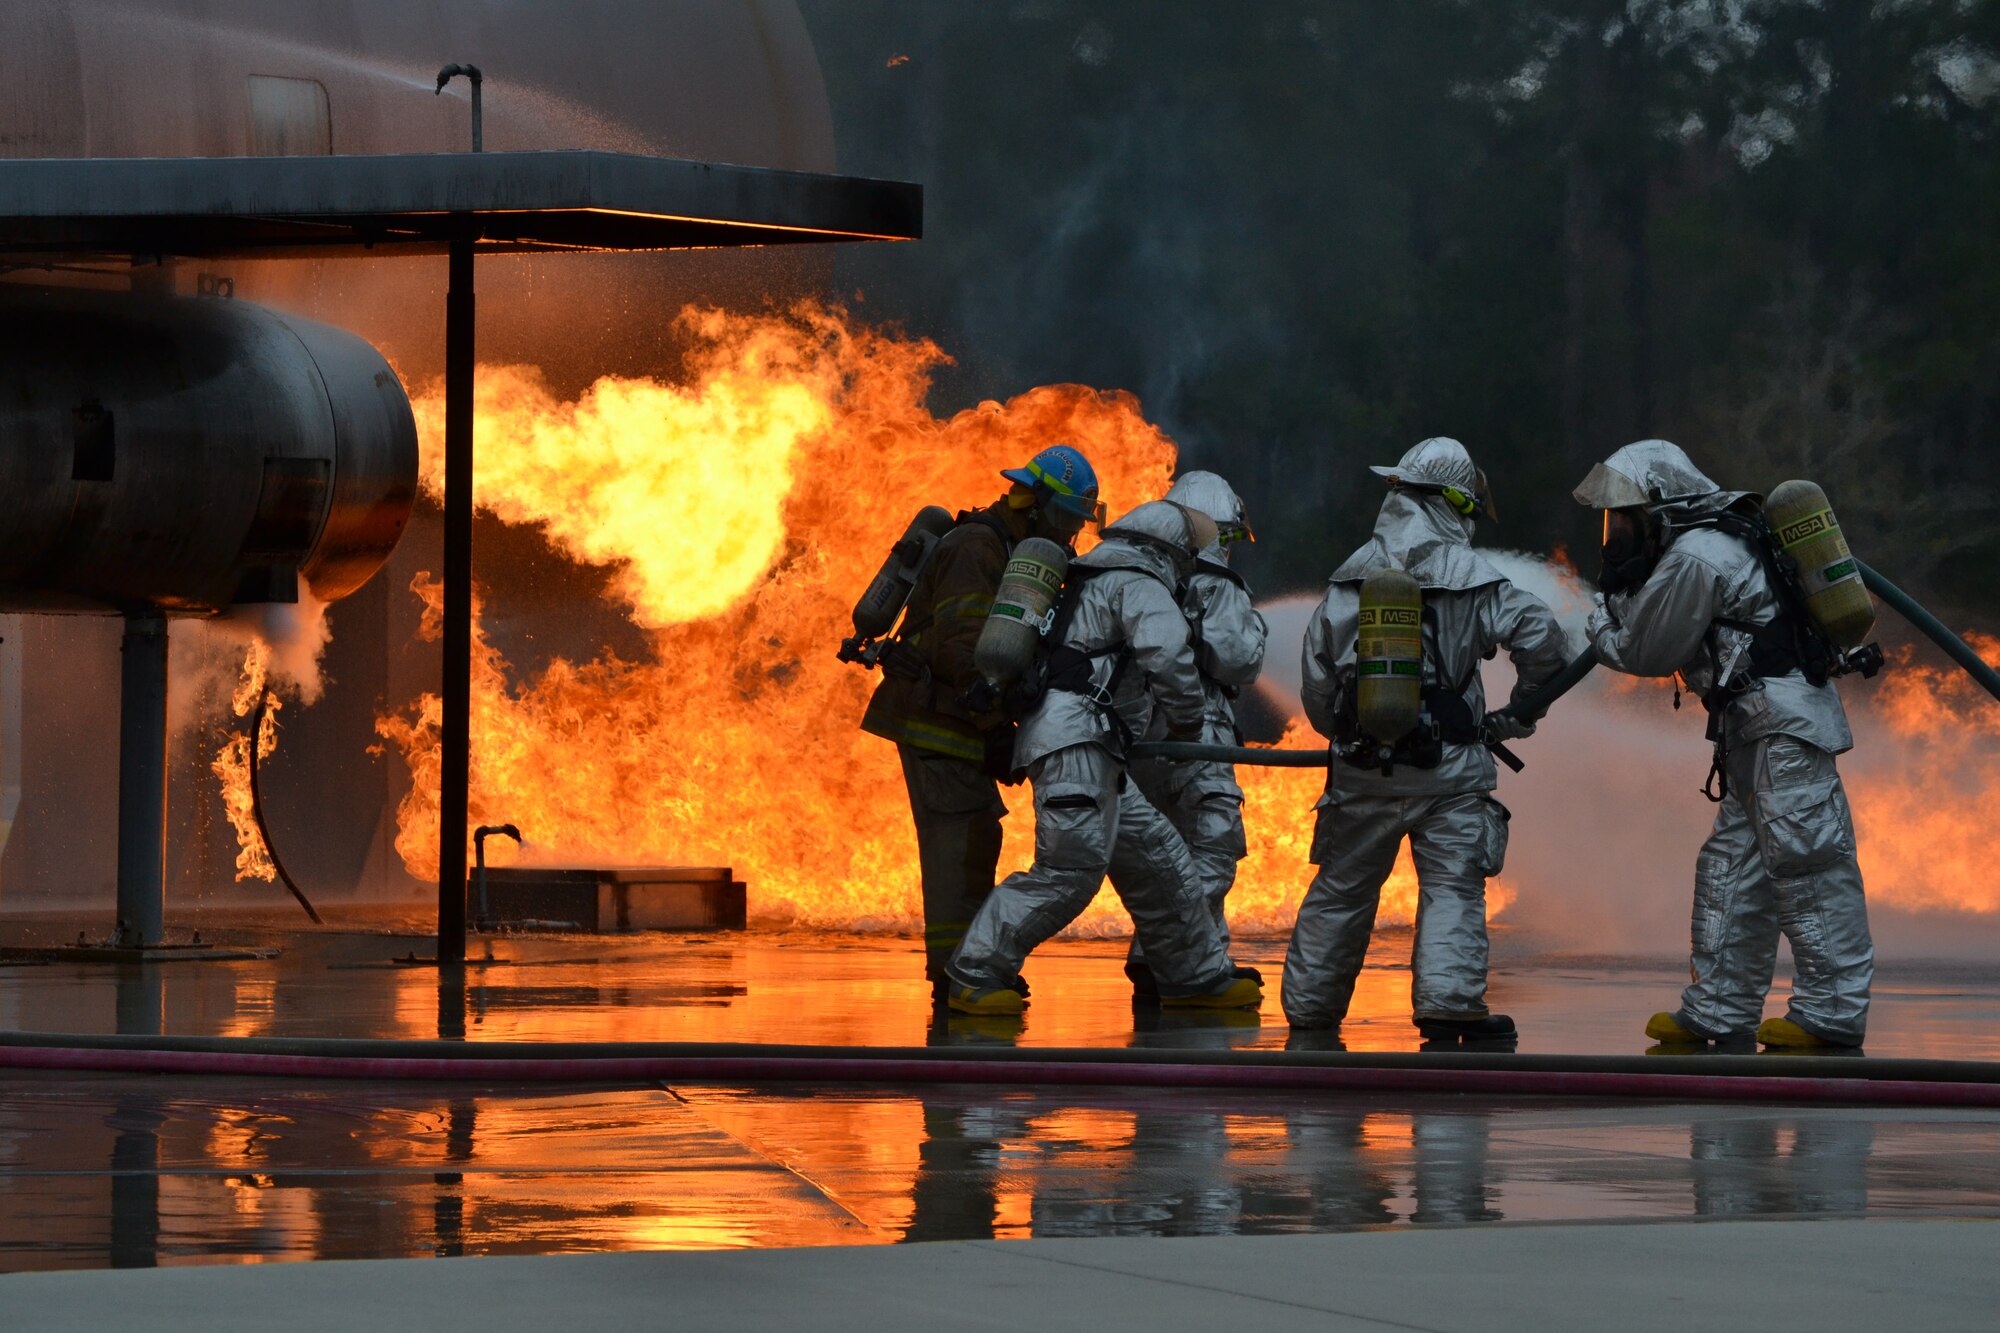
[974,537,1070,690]
[1356,568,1423,742]
[1764,480,1875,649]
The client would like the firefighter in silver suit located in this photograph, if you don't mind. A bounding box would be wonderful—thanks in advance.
[1125,471,1268,995]
[945,501,1261,1017]
[1576,439,1871,1048]
[1284,439,1568,1041]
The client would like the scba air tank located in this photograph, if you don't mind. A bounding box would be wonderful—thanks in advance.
[974,537,1069,690]
[1355,568,1423,742]
[1764,480,1875,650]
[851,506,955,639]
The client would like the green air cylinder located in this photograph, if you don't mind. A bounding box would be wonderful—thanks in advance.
[851,505,955,639]
[1356,568,1423,742]
[974,537,1070,690]
[1765,480,1875,649]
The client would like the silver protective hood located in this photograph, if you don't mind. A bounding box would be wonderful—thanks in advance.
[1165,470,1247,569]
[1075,499,1196,584]
[1164,471,1245,526]
[1572,438,1751,511]
[1369,437,1477,492]
[1328,489,1504,593]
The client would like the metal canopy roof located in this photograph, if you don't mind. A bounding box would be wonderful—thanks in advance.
[0,151,922,261]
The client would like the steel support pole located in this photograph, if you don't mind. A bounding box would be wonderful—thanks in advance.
[438,239,475,963]
[115,613,168,948]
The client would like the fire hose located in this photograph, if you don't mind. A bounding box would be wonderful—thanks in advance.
[247,689,323,926]
[3,1029,1999,1106]
[1858,561,2000,705]
[1128,647,1601,770]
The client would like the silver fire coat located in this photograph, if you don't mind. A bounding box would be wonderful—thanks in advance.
[1011,526,1206,771]
[1578,439,1871,1043]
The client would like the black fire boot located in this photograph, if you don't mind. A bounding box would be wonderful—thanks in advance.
[1415,1013,1518,1044]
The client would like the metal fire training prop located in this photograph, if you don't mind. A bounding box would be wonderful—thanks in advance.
[3,1030,2000,1108]
[0,139,920,962]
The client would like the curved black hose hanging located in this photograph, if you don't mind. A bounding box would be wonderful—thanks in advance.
[1858,560,2000,705]
[248,688,323,925]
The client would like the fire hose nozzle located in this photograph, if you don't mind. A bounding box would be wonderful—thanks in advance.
[435,64,485,152]
[434,63,483,93]
[474,823,521,849]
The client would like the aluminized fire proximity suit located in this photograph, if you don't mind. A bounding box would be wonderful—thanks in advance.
[1130,475,1268,954]
[947,504,1236,998]
[1578,441,1871,1045]
[1283,473,1568,1030]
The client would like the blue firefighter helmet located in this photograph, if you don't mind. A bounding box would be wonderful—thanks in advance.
[1001,444,1106,531]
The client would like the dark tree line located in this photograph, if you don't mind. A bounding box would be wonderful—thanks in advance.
[801,1,2000,616]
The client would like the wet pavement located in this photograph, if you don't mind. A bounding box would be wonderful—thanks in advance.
[6,1072,2000,1273]
[4,907,2000,1058]
[2,911,1998,1274]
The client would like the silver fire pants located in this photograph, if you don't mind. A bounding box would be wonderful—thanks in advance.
[1676,734,1871,1044]
[1128,758,1246,959]
[947,743,1232,996]
[1282,790,1509,1028]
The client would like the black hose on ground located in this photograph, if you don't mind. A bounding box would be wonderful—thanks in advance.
[1858,560,2000,705]
[248,689,323,926]
[4,1029,2000,1106]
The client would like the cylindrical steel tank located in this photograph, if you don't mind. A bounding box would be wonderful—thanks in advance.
[0,285,417,614]
[0,0,840,386]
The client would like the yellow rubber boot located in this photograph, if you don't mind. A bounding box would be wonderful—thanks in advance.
[947,984,1025,1017]
[1645,1012,1706,1044]
[1757,1017,1833,1048]
[1161,975,1263,1010]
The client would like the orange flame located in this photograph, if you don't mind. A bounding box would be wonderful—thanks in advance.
[381,304,1209,930]
[1846,632,2000,915]
[213,640,280,883]
[372,304,1513,934]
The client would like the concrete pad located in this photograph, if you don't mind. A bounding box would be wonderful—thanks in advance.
[1,1220,1994,1332]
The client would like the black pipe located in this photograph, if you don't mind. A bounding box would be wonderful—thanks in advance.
[246,689,322,926]
[438,239,475,964]
[1858,560,2000,705]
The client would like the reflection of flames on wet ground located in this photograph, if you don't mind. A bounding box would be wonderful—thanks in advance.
[211,303,2000,939]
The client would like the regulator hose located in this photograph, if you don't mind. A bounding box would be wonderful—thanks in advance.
[3,1030,1999,1107]
[247,689,323,926]
[1858,560,2000,705]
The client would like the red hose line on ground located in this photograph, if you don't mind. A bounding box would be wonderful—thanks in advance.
[7,1041,2000,1107]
